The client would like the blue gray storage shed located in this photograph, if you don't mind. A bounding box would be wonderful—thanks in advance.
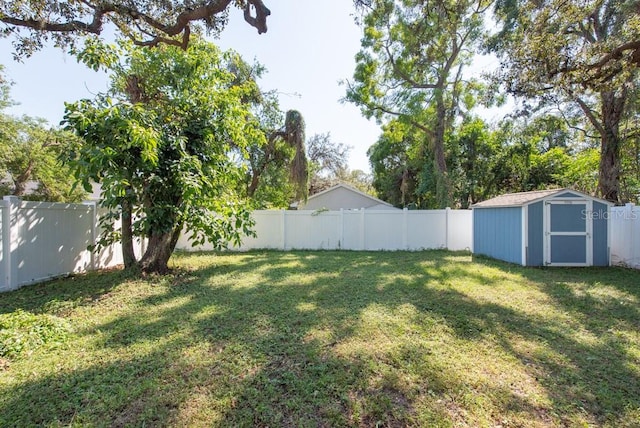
[472,189,612,267]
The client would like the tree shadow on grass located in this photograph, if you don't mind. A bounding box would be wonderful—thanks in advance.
[0,268,136,316]
[1,250,639,426]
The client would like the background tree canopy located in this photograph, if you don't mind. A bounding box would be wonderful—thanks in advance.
[4,0,640,217]
[488,0,640,202]
[348,0,640,206]
[345,0,493,208]
[0,66,86,202]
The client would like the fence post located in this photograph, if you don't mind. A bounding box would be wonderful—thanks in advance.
[82,201,98,271]
[402,208,408,250]
[339,209,344,250]
[624,203,634,265]
[2,196,20,291]
[1,198,9,291]
[280,209,287,250]
[445,207,451,250]
[360,208,366,250]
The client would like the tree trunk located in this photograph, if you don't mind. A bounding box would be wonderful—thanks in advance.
[247,169,262,197]
[139,227,182,274]
[433,92,453,208]
[12,179,27,197]
[120,199,137,269]
[597,90,626,203]
[13,160,35,197]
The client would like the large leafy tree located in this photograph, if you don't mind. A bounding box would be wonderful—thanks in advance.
[368,113,592,208]
[619,89,640,201]
[490,0,640,202]
[0,66,10,109]
[215,61,308,209]
[0,1,391,57]
[491,119,573,194]
[345,0,492,207]
[1,0,272,57]
[245,130,358,207]
[64,39,263,273]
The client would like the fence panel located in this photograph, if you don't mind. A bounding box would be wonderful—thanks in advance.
[284,211,342,250]
[406,210,447,250]
[610,204,640,268]
[237,211,284,250]
[0,198,142,291]
[175,208,474,253]
[341,210,363,250]
[447,209,474,251]
[14,201,94,287]
[364,211,405,250]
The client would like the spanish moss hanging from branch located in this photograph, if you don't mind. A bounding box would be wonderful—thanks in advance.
[283,110,309,201]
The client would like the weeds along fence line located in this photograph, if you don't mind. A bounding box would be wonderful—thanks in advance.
[176,208,474,252]
[610,203,640,269]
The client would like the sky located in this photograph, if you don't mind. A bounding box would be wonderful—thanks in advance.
[0,1,505,174]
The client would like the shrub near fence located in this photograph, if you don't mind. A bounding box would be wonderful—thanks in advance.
[175,208,474,252]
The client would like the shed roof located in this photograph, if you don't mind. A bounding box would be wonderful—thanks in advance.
[471,188,612,208]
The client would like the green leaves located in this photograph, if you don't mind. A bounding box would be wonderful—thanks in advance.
[128,122,159,165]
[490,0,640,201]
[71,37,120,72]
[62,38,266,271]
[0,89,86,202]
[348,0,492,207]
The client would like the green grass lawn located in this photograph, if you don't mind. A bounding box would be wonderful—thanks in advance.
[1,251,639,427]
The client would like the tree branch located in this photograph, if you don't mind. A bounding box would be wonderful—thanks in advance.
[244,0,271,34]
[574,96,605,136]
[383,43,438,90]
[369,104,435,138]
[1,0,271,50]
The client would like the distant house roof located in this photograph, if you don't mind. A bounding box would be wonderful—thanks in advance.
[295,183,398,211]
[471,188,612,208]
[0,176,40,195]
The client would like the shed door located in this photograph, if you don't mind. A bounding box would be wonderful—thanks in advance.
[544,200,592,266]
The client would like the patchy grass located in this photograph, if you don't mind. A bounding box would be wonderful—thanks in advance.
[0,310,71,359]
[0,250,639,427]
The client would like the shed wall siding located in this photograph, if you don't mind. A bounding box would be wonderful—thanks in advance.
[592,201,609,266]
[474,207,522,265]
[527,202,544,266]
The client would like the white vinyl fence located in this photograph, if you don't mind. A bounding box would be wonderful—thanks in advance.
[610,203,640,269]
[176,208,473,252]
[3,196,640,292]
[0,196,144,292]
